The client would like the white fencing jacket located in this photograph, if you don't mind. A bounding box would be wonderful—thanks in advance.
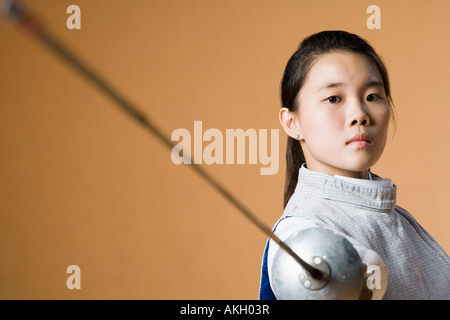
[261,165,450,300]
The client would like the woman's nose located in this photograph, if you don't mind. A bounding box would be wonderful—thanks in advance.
[348,101,370,127]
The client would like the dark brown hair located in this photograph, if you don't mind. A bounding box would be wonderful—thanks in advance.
[281,30,395,208]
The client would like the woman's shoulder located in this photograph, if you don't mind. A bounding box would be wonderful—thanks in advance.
[284,192,344,219]
[282,195,345,230]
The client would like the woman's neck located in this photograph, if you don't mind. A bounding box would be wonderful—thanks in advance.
[304,162,370,180]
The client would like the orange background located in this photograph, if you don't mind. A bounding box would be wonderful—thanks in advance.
[1,0,449,299]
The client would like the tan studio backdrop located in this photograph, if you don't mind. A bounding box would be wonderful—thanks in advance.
[1,0,449,299]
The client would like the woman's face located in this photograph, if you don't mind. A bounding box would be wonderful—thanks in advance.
[292,52,391,178]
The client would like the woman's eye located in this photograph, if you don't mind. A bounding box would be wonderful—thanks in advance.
[366,94,381,102]
[325,96,342,104]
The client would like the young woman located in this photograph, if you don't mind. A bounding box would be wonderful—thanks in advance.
[259,30,450,300]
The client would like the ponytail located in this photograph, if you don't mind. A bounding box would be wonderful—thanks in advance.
[283,137,305,208]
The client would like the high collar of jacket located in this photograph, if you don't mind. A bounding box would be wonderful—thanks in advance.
[294,165,397,213]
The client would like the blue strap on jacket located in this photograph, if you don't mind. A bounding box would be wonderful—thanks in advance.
[259,216,291,300]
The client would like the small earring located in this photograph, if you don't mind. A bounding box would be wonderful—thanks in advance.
[294,134,299,139]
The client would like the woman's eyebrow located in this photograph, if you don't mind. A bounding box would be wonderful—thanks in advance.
[319,82,344,91]
[319,80,384,91]
[364,80,384,89]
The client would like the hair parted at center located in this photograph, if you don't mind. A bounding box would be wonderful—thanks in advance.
[281,30,395,208]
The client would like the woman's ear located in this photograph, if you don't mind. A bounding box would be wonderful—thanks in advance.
[279,107,303,140]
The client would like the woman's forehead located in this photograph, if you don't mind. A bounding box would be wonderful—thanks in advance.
[304,52,382,91]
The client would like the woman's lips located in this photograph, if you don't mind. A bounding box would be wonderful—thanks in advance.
[348,140,372,147]
[346,133,373,148]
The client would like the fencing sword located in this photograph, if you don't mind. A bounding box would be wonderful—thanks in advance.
[1,0,329,285]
